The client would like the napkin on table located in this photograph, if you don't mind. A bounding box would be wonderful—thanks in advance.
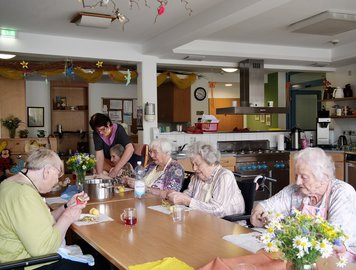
[74,214,113,226]
[128,257,194,270]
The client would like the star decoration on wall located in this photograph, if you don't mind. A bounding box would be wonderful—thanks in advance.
[96,61,104,68]
[20,61,29,69]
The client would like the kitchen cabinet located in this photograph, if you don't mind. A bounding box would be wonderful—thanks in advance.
[50,81,89,154]
[289,151,344,183]
[321,97,356,118]
[177,156,236,172]
[157,82,191,123]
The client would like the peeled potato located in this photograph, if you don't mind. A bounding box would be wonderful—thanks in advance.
[169,206,174,213]
[89,208,100,216]
[118,186,125,193]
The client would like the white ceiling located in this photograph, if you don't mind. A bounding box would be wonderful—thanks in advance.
[1,0,356,72]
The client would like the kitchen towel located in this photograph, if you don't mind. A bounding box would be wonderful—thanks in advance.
[277,134,284,151]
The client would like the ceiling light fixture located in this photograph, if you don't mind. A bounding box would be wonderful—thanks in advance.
[221,68,238,73]
[71,12,117,29]
[289,11,356,36]
[0,53,16,59]
[225,83,233,87]
[78,0,193,31]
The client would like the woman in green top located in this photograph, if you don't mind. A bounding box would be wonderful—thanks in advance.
[0,148,90,269]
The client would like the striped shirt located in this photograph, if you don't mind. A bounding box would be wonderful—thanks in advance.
[183,165,245,217]
[259,179,356,247]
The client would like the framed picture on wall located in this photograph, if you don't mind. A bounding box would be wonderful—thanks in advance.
[27,107,44,127]
[260,114,265,123]
[266,114,271,126]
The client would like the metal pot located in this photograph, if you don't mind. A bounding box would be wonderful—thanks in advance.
[84,178,114,201]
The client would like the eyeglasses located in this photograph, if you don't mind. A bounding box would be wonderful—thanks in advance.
[52,166,64,178]
[96,126,109,133]
[148,149,159,156]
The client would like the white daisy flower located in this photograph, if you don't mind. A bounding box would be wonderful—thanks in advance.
[260,232,273,244]
[293,236,311,253]
[336,256,348,268]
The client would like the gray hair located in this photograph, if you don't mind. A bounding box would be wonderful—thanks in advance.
[150,138,172,155]
[110,144,125,157]
[26,148,63,174]
[294,147,335,182]
[188,141,221,165]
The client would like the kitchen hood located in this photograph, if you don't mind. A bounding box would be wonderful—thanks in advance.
[216,59,288,115]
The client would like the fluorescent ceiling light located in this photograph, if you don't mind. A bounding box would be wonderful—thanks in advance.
[221,68,238,73]
[0,53,16,59]
[225,83,233,87]
[289,11,356,36]
[71,12,116,28]
[0,29,17,38]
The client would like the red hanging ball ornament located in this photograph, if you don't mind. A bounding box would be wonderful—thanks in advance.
[157,4,165,15]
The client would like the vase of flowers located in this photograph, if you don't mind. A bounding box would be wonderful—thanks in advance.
[66,152,96,191]
[260,209,349,269]
[1,116,22,138]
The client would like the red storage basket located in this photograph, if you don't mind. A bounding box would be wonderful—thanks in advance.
[195,122,219,132]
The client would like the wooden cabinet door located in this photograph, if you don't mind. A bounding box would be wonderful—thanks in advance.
[158,82,191,123]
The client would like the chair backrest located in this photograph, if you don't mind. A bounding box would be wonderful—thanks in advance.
[180,171,194,192]
[132,143,150,167]
[236,179,257,216]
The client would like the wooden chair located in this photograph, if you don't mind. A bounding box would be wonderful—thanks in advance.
[0,254,61,270]
[132,143,150,167]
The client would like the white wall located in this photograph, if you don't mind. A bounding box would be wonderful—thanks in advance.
[25,80,51,138]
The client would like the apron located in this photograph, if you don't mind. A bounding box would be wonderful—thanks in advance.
[144,158,171,188]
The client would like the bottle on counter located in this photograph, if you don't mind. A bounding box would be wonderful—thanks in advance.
[134,161,145,198]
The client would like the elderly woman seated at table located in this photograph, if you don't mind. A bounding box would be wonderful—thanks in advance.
[251,147,356,258]
[0,148,90,269]
[123,138,184,198]
[110,144,135,178]
[167,141,245,218]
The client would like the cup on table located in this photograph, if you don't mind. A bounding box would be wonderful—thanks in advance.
[172,205,185,222]
[231,263,256,270]
[120,208,137,226]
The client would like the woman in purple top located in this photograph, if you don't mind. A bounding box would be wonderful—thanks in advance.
[89,113,134,178]
[123,138,184,198]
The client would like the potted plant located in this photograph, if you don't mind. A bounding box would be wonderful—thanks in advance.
[19,129,29,138]
[1,115,22,138]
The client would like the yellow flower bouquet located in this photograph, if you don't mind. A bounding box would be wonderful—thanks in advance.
[66,153,96,187]
[260,209,349,269]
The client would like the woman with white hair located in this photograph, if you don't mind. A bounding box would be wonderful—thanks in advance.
[123,138,184,198]
[167,141,245,218]
[251,147,356,258]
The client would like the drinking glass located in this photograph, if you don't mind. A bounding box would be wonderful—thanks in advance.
[120,208,137,226]
[172,205,185,222]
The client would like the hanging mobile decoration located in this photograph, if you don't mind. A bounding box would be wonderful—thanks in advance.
[80,0,193,31]
[20,61,29,69]
[125,69,131,86]
[96,61,104,68]
[65,60,75,79]
[155,0,168,23]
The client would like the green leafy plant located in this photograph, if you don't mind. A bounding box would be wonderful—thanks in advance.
[19,129,29,138]
[1,115,22,130]
[260,209,349,268]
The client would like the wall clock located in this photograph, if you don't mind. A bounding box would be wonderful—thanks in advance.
[194,87,207,101]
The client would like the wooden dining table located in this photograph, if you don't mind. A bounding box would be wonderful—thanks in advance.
[71,191,252,269]
[71,191,356,270]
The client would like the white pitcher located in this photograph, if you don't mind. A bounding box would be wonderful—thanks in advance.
[333,87,344,98]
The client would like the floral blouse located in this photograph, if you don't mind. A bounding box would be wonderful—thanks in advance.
[143,160,184,191]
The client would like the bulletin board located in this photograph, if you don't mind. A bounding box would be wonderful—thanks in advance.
[102,98,138,134]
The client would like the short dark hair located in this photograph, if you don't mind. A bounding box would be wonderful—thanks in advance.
[89,113,112,131]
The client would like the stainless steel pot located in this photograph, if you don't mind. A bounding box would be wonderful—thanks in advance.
[84,178,114,201]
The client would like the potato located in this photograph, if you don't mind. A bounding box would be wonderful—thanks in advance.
[89,208,100,216]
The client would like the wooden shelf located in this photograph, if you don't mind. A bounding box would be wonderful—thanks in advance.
[330,115,356,118]
[52,109,88,112]
[322,97,356,102]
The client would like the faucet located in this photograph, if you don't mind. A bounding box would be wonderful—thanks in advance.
[177,144,187,152]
